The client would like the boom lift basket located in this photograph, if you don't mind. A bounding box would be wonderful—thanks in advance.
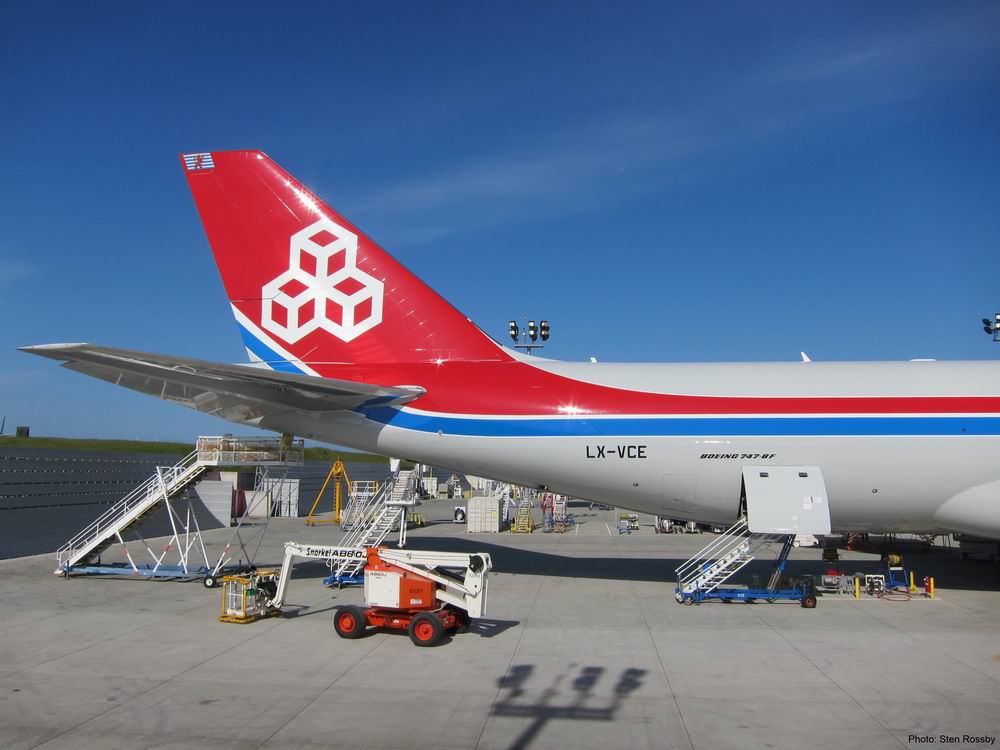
[218,569,280,623]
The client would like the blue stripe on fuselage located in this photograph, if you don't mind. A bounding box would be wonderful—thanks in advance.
[360,406,1000,437]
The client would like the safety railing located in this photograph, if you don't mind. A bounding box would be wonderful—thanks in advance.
[196,436,304,466]
[56,450,202,567]
[675,517,751,590]
[340,480,381,529]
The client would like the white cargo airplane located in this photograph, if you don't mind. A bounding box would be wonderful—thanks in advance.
[21,151,1000,538]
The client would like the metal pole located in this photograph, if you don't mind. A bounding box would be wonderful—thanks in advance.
[335,469,342,525]
[156,468,184,573]
[116,530,140,574]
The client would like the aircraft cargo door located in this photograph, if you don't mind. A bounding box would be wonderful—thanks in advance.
[742,466,831,535]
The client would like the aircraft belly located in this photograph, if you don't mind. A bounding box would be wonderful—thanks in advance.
[252,411,1000,536]
[368,425,1000,534]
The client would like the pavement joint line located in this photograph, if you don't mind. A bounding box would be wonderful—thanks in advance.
[852,594,1000,687]
[0,604,209,682]
[253,626,390,749]
[27,612,289,750]
[629,578,695,750]
[0,609,72,636]
[473,570,545,750]
[746,605,909,749]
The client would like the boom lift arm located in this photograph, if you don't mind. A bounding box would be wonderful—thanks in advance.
[269,543,367,609]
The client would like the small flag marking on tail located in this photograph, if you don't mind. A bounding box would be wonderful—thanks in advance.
[183,152,215,171]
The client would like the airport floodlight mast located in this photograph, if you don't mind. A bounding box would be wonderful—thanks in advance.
[982,314,1000,342]
[508,318,550,353]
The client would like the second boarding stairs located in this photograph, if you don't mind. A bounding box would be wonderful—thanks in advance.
[326,467,420,585]
[674,465,832,605]
[674,517,788,601]
[55,436,304,575]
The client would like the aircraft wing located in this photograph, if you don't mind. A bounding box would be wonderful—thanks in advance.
[19,343,425,424]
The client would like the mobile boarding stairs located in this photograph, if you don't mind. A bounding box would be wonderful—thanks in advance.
[324,464,422,586]
[674,466,830,607]
[55,436,304,579]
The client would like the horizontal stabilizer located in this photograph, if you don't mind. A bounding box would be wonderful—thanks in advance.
[19,343,424,424]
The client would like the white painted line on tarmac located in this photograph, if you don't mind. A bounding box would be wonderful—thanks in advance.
[575,523,579,536]
[605,522,612,536]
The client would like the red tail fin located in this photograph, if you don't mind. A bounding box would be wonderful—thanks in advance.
[181,150,506,370]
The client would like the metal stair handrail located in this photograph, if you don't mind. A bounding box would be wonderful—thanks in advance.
[340,480,380,529]
[331,504,404,579]
[330,468,416,580]
[675,517,789,594]
[340,477,394,544]
[56,449,202,566]
[675,516,749,582]
[386,468,418,505]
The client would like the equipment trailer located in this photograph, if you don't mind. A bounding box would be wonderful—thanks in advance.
[266,543,492,647]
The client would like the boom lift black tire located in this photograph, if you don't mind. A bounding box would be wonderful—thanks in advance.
[203,575,217,589]
[408,612,444,647]
[334,606,367,639]
[801,595,817,609]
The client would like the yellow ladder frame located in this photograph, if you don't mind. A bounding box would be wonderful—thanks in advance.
[305,460,350,525]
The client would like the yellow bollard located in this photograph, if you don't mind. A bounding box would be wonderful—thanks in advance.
[909,571,916,593]
[854,576,860,599]
[929,577,935,599]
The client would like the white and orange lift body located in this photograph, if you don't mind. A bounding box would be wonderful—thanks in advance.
[267,542,492,647]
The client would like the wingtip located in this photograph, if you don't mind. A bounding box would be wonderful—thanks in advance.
[17,343,89,358]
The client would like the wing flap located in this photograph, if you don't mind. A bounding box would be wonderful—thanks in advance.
[19,343,424,422]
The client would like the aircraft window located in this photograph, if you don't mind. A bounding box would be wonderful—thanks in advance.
[759,472,769,478]
[799,472,808,478]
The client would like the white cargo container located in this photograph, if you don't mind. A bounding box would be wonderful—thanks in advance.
[466,496,503,533]
[245,479,300,518]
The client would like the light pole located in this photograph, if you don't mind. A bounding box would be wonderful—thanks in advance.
[982,314,1000,343]
[508,318,550,353]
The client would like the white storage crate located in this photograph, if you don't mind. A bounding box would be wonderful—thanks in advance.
[466,496,503,533]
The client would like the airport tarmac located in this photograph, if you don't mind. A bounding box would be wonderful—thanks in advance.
[1,500,998,749]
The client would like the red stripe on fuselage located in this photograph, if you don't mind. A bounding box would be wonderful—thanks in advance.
[308,360,1000,416]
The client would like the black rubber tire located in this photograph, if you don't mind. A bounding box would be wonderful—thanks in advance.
[258,580,278,600]
[203,575,217,589]
[801,595,818,609]
[334,606,367,639]
[408,612,444,647]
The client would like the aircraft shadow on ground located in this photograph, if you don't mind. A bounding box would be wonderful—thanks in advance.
[253,535,1000,592]
[491,663,647,750]
[401,535,1000,592]
[280,602,518,639]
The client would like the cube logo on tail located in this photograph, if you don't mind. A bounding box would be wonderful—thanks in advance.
[261,218,384,343]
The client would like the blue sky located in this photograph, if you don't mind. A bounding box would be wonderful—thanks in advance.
[1,2,999,441]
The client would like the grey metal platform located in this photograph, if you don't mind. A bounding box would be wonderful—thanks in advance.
[0,500,998,749]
